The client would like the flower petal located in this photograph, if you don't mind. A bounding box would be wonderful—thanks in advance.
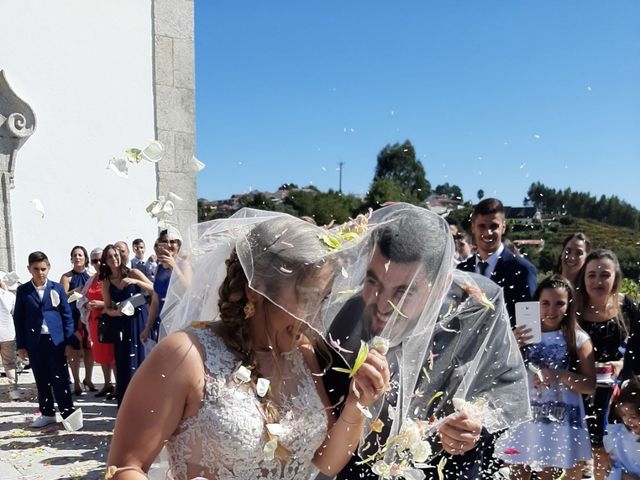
[141,140,164,163]
[31,199,46,218]
[50,289,60,307]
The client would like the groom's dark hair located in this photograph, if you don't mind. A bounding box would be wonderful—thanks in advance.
[375,205,449,276]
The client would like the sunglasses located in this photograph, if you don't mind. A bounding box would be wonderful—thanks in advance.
[91,259,101,264]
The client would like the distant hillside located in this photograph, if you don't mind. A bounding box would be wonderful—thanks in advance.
[508,216,639,280]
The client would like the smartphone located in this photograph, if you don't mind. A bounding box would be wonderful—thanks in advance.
[515,301,542,344]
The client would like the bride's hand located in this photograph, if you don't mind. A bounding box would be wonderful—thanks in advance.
[348,350,390,408]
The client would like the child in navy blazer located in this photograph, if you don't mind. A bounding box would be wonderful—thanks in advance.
[13,251,80,428]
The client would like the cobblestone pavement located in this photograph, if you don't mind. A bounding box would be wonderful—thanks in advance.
[0,366,168,480]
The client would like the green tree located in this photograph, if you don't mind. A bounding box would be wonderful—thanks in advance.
[365,177,419,209]
[283,189,316,217]
[435,183,464,202]
[239,192,277,211]
[372,140,430,203]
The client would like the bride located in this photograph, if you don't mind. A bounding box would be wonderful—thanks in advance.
[106,211,390,479]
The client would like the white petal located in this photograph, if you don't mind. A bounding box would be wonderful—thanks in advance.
[411,440,432,463]
[370,336,390,355]
[141,140,164,163]
[31,199,45,218]
[167,191,184,203]
[161,200,175,215]
[68,292,83,303]
[266,423,285,436]
[256,378,270,397]
[119,301,134,316]
[50,289,60,307]
[2,271,21,287]
[107,157,129,178]
[232,364,252,384]
[192,156,206,172]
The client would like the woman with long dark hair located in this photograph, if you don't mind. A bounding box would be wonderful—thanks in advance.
[575,249,640,480]
[99,244,153,407]
[60,245,94,394]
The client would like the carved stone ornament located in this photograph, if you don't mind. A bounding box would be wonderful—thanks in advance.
[0,70,36,271]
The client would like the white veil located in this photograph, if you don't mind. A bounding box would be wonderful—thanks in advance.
[322,203,530,470]
[160,208,366,339]
[159,204,529,475]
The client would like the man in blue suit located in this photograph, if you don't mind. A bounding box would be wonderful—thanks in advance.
[457,198,537,327]
[13,251,80,428]
[456,198,537,477]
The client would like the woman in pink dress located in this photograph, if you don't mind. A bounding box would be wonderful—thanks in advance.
[81,248,115,398]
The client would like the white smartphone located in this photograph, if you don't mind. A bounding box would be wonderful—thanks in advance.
[515,301,542,344]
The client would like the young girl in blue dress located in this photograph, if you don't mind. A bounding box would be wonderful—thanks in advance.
[604,376,640,480]
[496,274,597,479]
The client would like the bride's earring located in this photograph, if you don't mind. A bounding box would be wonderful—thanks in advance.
[244,301,255,319]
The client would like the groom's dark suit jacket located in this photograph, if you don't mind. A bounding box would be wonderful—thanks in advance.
[320,276,528,480]
[457,244,537,327]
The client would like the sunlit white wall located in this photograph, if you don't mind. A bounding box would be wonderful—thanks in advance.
[1,0,158,280]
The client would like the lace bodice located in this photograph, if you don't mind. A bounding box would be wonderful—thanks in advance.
[165,327,328,480]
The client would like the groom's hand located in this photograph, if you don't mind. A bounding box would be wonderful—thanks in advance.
[438,411,482,455]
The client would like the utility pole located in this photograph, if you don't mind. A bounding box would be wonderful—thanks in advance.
[338,161,345,193]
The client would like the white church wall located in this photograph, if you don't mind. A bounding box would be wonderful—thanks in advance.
[1,0,159,280]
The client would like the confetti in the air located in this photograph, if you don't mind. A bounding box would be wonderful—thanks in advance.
[31,198,46,218]
[107,157,129,178]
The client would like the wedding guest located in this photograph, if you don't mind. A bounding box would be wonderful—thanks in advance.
[0,279,22,400]
[457,198,537,326]
[496,275,596,480]
[140,228,188,344]
[131,239,157,283]
[576,250,640,480]
[100,244,153,407]
[60,245,95,394]
[13,251,79,428]
[554,232,591,287]
[454,231,473,263]
[114,241,131,268]
[603,376,640,480]
[79,248,116,399]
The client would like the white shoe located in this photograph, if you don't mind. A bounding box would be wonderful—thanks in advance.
[31,415,57,428]
[582,465,594,479]
[9,390,24,400]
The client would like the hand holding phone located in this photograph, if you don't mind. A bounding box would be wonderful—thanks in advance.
[515,301,541,344]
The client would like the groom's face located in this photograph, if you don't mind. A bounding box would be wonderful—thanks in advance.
[362,247,429,336]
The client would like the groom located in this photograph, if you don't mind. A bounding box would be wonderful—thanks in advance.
[322,204,528,479]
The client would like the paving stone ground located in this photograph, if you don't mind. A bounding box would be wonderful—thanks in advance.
[0,366,168,480]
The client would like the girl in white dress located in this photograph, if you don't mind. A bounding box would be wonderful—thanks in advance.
[105,213,390,479]
[496,274,596,480]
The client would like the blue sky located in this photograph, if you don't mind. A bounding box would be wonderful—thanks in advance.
[194,1,640,208]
